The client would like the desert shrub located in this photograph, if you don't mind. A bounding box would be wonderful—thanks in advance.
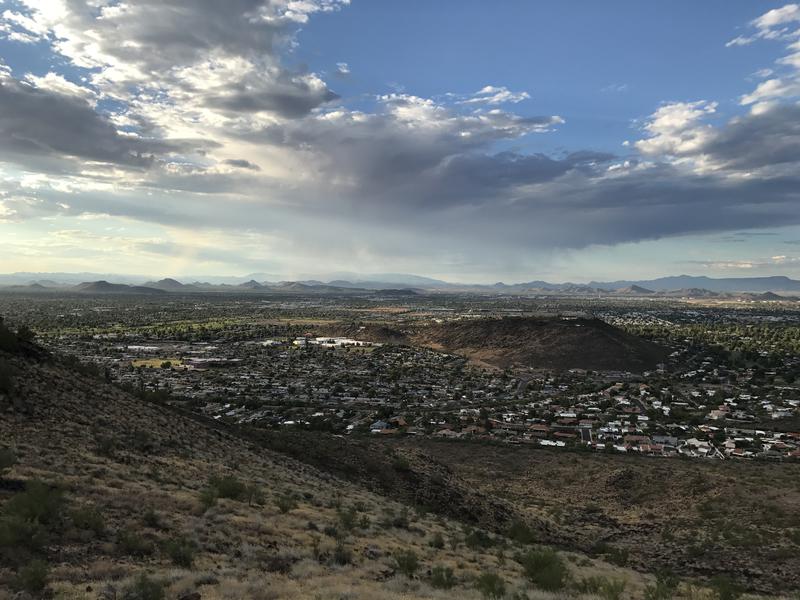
[381,507,410,529]
[0,448,17,478]
[394,549,419,577]
[0,515,48,558]
[199,486,218,511]
[644,571,679,600]
[465,528,495,550]
[275,492,298,514]
[475,571,506,599]
[709,576,742,600]
[208,475,246,500]
[518,548,568,591]
[429,531,445,549]
[245,482,265,506]
[143,508,163,529]
[430,565,456,589]
[604,545,629,566]
[93,432,118,458]
[507,520,537,545]
[71,505,106,536]
[163,535,196,568]
[338,505,357,531]
[324,524,342,539]
[129,429,155,454]
[13,559,49,595]
[121,574,166,600]
[5,480,64,525]
[117,528,153,557]
[577,576,627,600]
[333,541,352,565]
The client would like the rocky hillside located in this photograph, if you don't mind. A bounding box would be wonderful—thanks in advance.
[413,317,668,372]
[0,322,790,599]
[0,335,683,600]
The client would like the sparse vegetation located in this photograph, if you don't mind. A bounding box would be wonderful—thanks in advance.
[475,571,506,599]
[394,548,419,577]
[518,548,568,591]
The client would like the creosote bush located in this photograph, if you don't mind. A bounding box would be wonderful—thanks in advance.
[13,559,49,595]
[475,571,506,599]
[518,548,568,591]
[394,549,419,578]
[275,492,298,514]
[71,505,106,537]
[208,474,247,500]
[121,573,166,600]
[430,565,456,589]
[163,535,196,568]
[117,528,153,557]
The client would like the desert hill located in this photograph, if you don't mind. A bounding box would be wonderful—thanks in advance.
[73,281,167,295]
[0,327,675,599]
[322,317,667,372]
[412,317,668,372]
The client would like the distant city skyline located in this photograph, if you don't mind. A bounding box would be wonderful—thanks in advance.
[2,1,800,281]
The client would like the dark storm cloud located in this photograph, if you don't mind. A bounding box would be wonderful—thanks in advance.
[223,159,261,171]
[700,104,800,171]
[205,74,339,118]
[0,76,165,168]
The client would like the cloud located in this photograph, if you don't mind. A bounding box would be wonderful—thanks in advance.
[730,4,800,105]
[0,71,170,169]
[223,158,261,171]
[458,86,530,105]
[4,2,800,275]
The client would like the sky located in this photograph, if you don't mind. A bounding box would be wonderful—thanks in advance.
[1,1,800,283]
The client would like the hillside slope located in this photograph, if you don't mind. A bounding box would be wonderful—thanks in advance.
[414,317,668,372]
[0,347,669,599]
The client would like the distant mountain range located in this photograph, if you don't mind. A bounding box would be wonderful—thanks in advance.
[2,273,800,295]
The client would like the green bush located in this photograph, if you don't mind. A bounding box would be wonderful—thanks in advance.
[71,505,105,536]
[338,506,357,531]
[507,520,537,545]
[577,576,627,600]
[275,492,298,514]
[0,515,48,557]
[518,548,568,591]
[208,475,247,500]
[333,541,352,565]
[710,576,743,600]
[644,571,679,600]
[143,508,163,529]
[121,574,166,600]
[163,535,196,568]
[13,559,49,595]
[245,482,265,506]
[394,549,419,577]
[199,486,218,511]
[464,528,495,550]
[429,531,445,549]
[117,528,153,557]
[475,572,506,599]
[5,480,64,525]
[430,565,456,589]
